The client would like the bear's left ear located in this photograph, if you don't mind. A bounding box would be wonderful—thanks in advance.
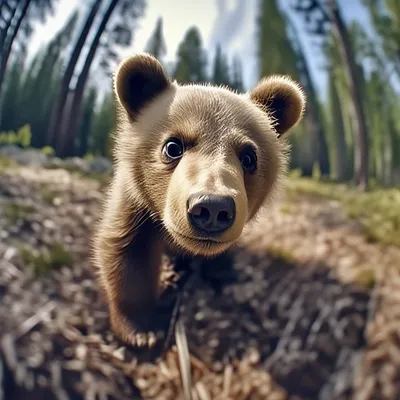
[249,75,306,137]
[114,53,172,120]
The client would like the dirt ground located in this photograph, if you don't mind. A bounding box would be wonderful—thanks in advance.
[0,166,399,399]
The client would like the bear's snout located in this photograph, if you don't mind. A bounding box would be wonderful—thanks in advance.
[187,193,235,234]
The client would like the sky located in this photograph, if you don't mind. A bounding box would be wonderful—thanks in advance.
[29,0,374,98]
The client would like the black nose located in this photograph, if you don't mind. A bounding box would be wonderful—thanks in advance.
[187,193,235,233]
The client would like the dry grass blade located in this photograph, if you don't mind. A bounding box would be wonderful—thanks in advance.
[15,300,57,340]
[175,318,193,400]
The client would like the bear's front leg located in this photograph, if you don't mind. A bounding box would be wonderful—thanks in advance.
[92,193,166,348]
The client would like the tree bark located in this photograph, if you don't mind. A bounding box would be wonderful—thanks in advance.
[56,0,119,157]
[330,0,369,189]
[46,0,103,148]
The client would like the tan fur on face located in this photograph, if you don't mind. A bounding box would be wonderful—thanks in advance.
[91,53,306,348]
[114,81,294,256]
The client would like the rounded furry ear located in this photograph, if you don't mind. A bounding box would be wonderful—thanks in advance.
[249,75,306,136]
[114,53,171,120]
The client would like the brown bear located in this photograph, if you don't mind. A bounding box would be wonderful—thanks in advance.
[91,53,306,348]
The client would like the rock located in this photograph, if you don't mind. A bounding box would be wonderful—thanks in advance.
[44,157,65,169]
[9,149,48,166]
[63,157,90,173]
[0,145,22,157]
[89,157,112,174]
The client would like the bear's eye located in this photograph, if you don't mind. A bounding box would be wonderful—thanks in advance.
[162,138,184,162]
[240,147,257,173]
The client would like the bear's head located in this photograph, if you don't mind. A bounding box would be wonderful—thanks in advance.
[113,53,305,257]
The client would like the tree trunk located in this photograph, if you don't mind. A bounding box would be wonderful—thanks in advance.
[46,0,103,148]
[0,0,19,50]
[0,0,32,97]
[330,0,369,189]
[56,0,119,157]
[329,73,348,181]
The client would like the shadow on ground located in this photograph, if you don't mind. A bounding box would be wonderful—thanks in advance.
[1,245,371,400]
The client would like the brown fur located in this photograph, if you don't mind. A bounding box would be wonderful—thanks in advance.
[91,53,306,348]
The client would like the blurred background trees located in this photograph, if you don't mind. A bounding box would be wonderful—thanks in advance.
[0,0,399,190]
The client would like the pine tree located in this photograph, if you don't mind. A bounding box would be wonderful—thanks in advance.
[174,26,208,84]
[77,86,98,157]
[211,43,231,86]
[0,54,25,131]
[257,0,300,79]
[144,17,167,63]
[230,55,244,92]
[89,91,116,158]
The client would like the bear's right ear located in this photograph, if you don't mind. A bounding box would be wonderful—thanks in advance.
[248,75,306,137]
[114,53,171,120]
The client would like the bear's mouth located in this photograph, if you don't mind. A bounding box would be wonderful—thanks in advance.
[167,225,230,245]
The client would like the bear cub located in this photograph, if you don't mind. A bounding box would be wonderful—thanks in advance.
[92,53,306,348]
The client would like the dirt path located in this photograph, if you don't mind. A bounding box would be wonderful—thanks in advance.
[0,166,399,399]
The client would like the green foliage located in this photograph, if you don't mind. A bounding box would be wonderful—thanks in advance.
[17,124,32,147]
[0,124,32,147]
[41,145,55,157]
[19,242,74,276]
[83,152,95,162]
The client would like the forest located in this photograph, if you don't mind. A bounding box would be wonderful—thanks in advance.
[0,0,399,191]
